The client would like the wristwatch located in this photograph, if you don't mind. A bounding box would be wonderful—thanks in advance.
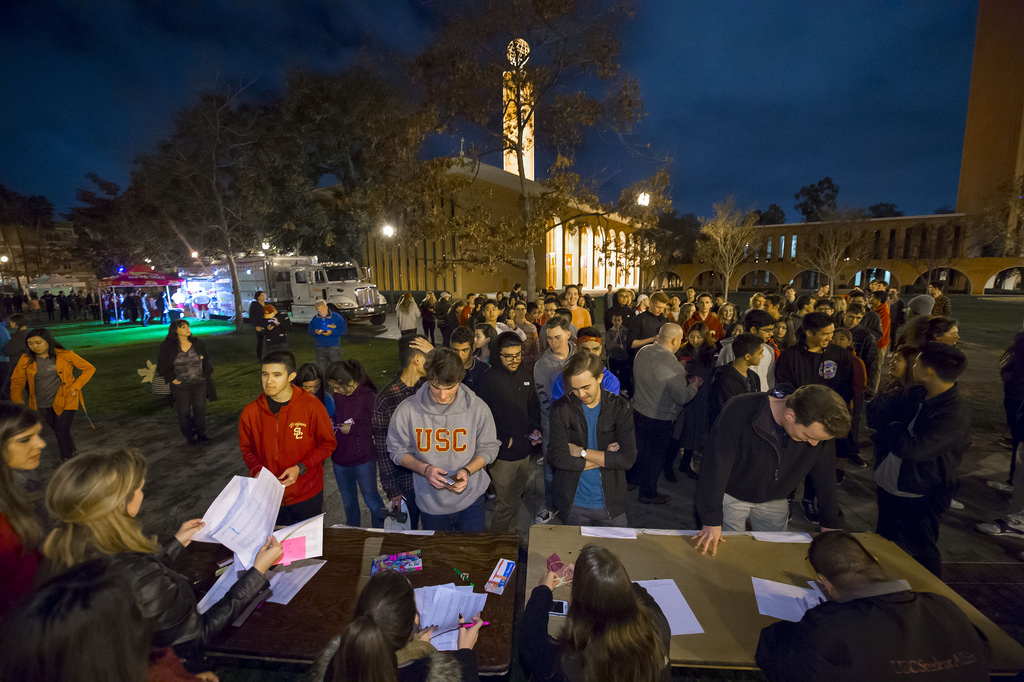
[580,449,587,459]
[297,463,307,476]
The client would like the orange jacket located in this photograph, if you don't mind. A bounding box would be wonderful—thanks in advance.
[238,388,336,506]
[11,349,95,415]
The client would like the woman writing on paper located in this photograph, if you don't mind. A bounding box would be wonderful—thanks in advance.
[333,569,485,681]
[518,543,671,681]
[43,449,283,677]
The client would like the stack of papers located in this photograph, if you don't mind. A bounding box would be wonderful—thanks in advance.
[414,584,488,651]
[191,468,284,568]
[751,577,825,622]
[196,558,327,614]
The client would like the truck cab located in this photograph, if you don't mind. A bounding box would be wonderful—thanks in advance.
[289,261,387,325]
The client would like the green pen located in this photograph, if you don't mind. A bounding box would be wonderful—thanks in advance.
[452,566,474,587]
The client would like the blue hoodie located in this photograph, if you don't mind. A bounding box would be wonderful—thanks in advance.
[307,310,347,347]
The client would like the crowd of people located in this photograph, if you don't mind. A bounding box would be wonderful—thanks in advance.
[0,277,1004,680]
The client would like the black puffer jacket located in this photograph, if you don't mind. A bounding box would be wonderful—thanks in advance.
[110,539,268,673]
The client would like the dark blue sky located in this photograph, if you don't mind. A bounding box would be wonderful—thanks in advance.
[0,1,978,221]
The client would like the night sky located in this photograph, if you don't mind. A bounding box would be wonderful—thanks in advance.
[0,1,978,221]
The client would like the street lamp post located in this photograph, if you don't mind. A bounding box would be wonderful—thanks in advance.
[0,255,7,293]
[381,225,396,304]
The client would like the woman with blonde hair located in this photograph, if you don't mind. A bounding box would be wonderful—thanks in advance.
[717,302,738,337]
[396,293,421,337]
[10,328,94,462]
[0,402,47,618]
[518,543,670,681]
[44,449,282,676]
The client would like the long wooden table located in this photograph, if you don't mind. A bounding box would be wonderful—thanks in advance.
[526,526,1024,675]
[178,528,519,673]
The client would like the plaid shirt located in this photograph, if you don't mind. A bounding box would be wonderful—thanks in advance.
[372,373,422,498]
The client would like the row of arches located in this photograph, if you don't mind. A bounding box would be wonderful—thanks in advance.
[653,267,1005,295]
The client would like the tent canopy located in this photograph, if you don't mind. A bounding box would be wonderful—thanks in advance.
[102,264,183,288]
[28,274,88,291]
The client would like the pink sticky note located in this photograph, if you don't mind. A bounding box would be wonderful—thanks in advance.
[277,536,306,566]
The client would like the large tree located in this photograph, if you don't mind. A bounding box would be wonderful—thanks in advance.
[797,208,873,290]
[0,184,61,290]
[794,177,839,223]
[130,87,272,331]
[694,197,758,298]
[407,0,667,299]
[267,64,435,262]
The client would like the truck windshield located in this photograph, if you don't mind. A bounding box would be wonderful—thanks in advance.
[325,267,360,282]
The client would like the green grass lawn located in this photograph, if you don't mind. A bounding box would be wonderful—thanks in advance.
[50,319,401,421]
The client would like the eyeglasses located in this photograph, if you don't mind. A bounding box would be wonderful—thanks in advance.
[499,351,523,361]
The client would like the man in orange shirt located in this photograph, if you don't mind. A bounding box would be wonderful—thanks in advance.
[564,284,592,330]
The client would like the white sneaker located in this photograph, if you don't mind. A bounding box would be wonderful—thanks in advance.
[986,480,1014,493]
[535,508,556,524]
[949,499,965,510]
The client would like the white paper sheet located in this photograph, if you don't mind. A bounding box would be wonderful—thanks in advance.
[266,559,327,604]
[639,528,698,536]
[192,468,284,569]
[580,526,637,539]
[414,583,488,651]
[750,531,812,543]
[364,527,436,535]
[196,561,241,615]
[634,579,704,635]
[273,513,325,564]
[751,577,823,622]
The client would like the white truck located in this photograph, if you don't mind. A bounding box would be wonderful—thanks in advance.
[179,255,388,324]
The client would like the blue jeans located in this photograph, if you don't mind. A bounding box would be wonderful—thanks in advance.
[420,494,486,532]
[333,461,384,528]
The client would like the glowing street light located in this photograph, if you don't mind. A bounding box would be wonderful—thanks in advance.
[381,224,395,238]
[191,251,199,258]
[0,256,7,264]
[262,241,270,250]
[637,192,650,207]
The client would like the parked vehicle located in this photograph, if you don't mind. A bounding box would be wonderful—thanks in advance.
[179,256,388,324]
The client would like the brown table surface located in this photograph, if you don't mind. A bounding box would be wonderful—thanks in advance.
[526,526,1024,674]
[178,528,519,672]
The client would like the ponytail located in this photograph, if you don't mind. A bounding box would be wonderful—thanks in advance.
[335,614,397,682]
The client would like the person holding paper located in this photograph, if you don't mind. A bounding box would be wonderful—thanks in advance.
[387,348,499,532]
[42,449,283,677]
[239,350,337,525]
[755,531,990,682]
[548,351,637,527]
[332,570,484,681]
[694,384,850,556]
[518,543,670,681]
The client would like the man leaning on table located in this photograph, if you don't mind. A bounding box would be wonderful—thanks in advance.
[756,531,990,682]
[693,384,850,555]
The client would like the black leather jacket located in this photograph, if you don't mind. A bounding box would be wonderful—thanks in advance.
[111,539,268,672]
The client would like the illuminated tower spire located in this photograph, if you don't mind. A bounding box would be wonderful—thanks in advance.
[503,38,535,180]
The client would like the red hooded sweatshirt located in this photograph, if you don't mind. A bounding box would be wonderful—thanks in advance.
[239,387,336,506]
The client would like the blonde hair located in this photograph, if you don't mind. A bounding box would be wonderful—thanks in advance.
[44,450,159,570]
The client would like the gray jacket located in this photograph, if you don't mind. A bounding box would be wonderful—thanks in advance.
[533,345,573,434]
[631,342,699,421]
[387,382,499,515]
